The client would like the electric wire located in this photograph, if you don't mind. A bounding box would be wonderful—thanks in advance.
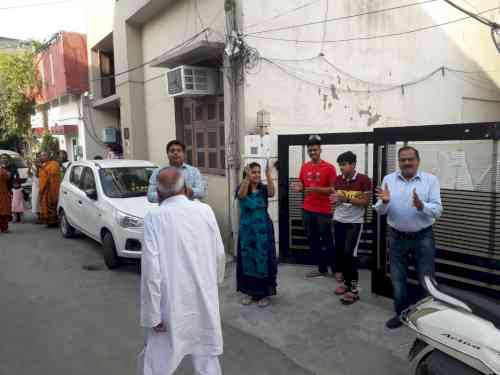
[90,28,209,83]
[260,57,500,96]
[245,6,500,44]
[320,0,329,53]
[442,0,498,27]
[246,0,439,35]
[0,0,74,10]
[244,0,323,31]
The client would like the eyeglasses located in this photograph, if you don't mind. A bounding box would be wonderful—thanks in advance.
[399,157,417,162]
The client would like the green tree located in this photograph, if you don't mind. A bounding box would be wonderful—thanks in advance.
[39,131,59,156]
[0,48,38,142]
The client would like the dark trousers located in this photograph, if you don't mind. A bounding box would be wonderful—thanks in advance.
[303,210,335,274]
[389,226,436,315]
[334,222,362,289]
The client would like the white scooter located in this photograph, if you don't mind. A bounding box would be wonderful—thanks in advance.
[402,276,500,375]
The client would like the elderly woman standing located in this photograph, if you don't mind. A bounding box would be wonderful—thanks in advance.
[236,161,277,307]
[38,152,61,227]
[0,159,12,233]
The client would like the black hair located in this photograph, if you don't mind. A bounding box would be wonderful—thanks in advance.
[337,151,356,164]
[398,146,420,161]
[166,140,186,152]
[306,134,322,147]
[242,162,261,179]
[242,162,262,194]
[93,155,103,160]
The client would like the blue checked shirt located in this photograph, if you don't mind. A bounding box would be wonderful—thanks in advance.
[374,170,443,233]
[147,163,206,203]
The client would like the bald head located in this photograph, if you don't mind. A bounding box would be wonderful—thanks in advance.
[157,167,185,202]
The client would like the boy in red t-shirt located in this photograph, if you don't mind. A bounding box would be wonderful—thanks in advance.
[294,135,337,278]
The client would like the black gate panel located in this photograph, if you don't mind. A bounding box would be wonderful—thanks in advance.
[278,132,374,266]
[372,123,500,300]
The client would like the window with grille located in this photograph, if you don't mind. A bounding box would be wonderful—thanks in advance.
[182,97,225,175]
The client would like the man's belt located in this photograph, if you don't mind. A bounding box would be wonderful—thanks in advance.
[390,225,432,239]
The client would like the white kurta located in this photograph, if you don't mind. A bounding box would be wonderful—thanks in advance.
[141,195,226,375]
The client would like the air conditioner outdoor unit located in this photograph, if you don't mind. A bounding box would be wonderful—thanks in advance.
[166,65,218,97]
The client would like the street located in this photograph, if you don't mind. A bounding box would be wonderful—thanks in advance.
[0,217,312,375]
[0,214,413,375]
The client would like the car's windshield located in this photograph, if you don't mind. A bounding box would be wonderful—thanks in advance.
[99,167,155,198]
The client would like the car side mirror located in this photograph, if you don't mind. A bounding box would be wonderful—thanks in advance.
[85,188,98,200]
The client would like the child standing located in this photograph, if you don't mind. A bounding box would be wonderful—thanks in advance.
[11,180,25,223]
[333,151,372,305]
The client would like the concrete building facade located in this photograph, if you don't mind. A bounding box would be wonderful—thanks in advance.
[85,0,121,160]
[31,31,90,161]
[90,0,500,250]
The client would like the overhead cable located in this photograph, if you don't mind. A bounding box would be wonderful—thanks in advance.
[442,0,498,27]
[246,6,500,44]
[0,0,73,10]
[246,0,439,35]
[90,28,209,83]
[244,0,323,31]
[261,58,500,96]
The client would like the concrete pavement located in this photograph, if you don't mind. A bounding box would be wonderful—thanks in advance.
[0,216,413,375]
[0,218,311,375]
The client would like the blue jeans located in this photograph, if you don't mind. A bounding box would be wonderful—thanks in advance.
[389,226,436,315]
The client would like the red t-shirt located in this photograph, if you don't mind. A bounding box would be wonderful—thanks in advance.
[299,160,337,214]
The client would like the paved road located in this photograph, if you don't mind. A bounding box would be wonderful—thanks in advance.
[0,217,312,375]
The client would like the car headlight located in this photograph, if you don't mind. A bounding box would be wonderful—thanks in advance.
[115,210,144,228]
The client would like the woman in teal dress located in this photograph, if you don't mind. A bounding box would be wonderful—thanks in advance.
[236,161,277,307]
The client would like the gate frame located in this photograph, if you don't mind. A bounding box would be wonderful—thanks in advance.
[278,123,500,298]
[372,122,500,297]
[278,132,374,265]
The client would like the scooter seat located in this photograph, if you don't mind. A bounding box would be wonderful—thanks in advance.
[439,284,500,330]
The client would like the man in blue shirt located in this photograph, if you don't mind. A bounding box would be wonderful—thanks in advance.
[375,146,442,329]
[148,140,206,203]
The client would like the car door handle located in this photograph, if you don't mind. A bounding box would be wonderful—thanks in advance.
[63,191,68,195]
[78,200,82,205]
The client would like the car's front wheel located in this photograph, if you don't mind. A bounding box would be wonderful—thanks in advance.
[60,210,76,238]
[102,231,121,269]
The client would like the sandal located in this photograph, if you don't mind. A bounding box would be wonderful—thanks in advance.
[334,284,348,295]
[340,291,360,305]
[241,296,254,306]
[257,297,271,308]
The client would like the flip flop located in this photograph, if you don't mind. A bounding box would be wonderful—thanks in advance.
[257,298,271,308]
[241,296,254,306]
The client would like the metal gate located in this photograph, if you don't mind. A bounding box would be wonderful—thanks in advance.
[278,132,374,266]
[373,123,500,300]
[279,123,500,300]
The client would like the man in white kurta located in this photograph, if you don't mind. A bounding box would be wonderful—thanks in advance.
[141,167,226,375]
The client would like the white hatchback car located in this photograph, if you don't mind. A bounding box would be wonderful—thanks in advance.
[58,159,158,269]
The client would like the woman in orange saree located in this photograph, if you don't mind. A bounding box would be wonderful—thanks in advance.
[0,162,12,232]
[38,152,61,227]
